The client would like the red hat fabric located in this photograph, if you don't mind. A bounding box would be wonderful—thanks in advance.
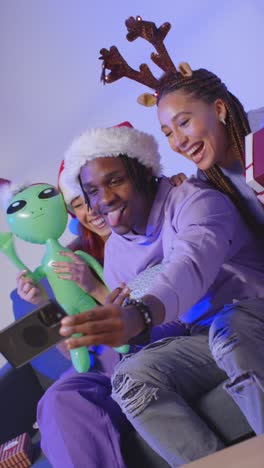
[57,160,78,216]
[0,178,11,186]
[114,121,134,128]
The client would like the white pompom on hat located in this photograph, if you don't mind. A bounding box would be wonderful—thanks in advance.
[59,121,162,204]
[0,178,28,210]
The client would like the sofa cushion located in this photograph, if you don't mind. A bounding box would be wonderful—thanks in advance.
[0,363,44,444]
[194,382,254,443]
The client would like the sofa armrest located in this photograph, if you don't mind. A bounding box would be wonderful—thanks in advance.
[0,363,44,444]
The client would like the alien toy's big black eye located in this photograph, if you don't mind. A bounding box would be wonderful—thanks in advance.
[7,200,27,214]
[38,187,59,199]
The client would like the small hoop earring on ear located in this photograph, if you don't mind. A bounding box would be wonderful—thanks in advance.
[220,117,226,126]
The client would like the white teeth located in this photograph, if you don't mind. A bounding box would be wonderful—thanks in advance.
[186,143,201,156]
[91,217,105,227]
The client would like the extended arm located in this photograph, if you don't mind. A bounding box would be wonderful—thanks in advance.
[146,189,237,323]
[59,188,241,348]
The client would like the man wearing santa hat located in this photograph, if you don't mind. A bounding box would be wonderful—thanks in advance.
[39,122,264,467]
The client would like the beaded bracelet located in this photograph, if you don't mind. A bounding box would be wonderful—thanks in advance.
[124,298,153,345]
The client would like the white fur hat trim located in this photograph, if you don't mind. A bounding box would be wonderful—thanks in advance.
[60,126,162,204]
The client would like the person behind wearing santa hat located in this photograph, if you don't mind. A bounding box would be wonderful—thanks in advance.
[16,160,111,307]
[36,122,264,467]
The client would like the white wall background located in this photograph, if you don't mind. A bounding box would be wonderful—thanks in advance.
[0,0,264,366]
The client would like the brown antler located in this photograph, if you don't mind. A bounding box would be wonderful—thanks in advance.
[125,16,177,73]
[99,16,177,90]
[99,46,159,89]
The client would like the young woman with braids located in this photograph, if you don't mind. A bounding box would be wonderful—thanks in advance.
[111,67,264,463]
[106,72,264,466]
[156,74,264,446]
[156,67,264,230]
[95,15,264,466]
[155,67,264,436]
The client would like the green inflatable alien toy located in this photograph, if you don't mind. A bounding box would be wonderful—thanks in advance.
[0,183,128,373]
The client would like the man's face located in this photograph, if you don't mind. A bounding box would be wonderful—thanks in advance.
[80,156,153,235]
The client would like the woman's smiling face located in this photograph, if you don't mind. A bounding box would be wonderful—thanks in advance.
[158,90,230,170]
[71,195,111,240]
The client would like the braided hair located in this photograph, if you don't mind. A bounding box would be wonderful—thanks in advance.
[157,69,262,234]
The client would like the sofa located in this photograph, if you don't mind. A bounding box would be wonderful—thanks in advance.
[0,285,254,467]
[0,355,254,468]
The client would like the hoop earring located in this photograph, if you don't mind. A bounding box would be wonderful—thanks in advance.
[219,117,226,126]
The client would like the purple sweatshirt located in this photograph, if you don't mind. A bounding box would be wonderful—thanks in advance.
[104,177,264,330]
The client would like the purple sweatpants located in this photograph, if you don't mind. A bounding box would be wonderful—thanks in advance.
[37,347,128,468]
[37,322,186,467]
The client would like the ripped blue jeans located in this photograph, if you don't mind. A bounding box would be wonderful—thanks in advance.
[111,298,264,467]
[209,298,264,436]
[112,334,226,467]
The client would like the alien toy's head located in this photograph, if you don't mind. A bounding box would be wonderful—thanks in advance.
[6,184,68,244]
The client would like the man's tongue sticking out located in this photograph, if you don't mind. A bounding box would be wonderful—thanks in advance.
[106,207,123,227]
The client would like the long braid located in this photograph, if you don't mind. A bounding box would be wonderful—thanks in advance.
[204,92,261,234]
[158,69,263,235]
[204,166,261,234]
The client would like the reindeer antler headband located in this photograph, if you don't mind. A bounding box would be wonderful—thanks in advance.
[99,15,193,106]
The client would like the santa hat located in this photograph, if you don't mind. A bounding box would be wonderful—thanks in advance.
[57,160,78,216]
[59,121,162,204]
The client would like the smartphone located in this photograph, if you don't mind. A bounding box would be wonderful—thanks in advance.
[0,300,67,368]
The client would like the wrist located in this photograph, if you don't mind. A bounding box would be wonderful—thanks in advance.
[124,298,153,345]
[141,294,165,325]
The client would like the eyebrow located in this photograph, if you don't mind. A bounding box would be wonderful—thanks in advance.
[83,169,126,190]
[161,111,192,130]
[71,200,82,207]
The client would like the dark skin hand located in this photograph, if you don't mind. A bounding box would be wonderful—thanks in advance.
[60,291,165,349]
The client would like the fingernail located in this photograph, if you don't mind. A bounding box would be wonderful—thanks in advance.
[60,326,73,335]
[65,339,73,349]
[61,317,72,325]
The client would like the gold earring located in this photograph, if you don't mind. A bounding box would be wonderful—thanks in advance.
[220,117,226,126]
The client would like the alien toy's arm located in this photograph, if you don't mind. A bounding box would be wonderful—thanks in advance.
[0,232,34,278]
[32,265,46,283]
